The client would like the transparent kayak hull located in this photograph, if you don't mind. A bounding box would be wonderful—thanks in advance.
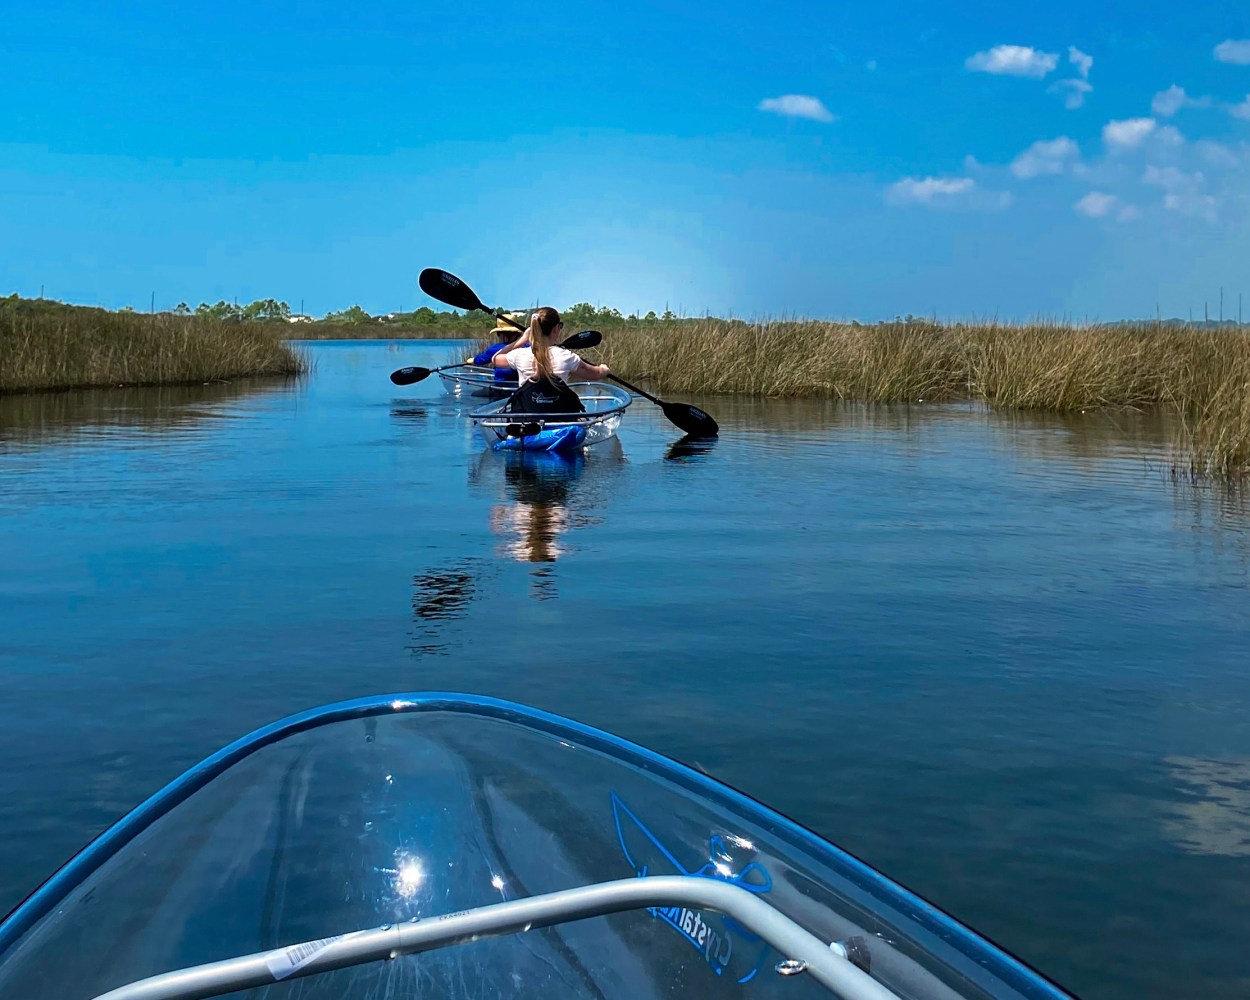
[0,694,1073,1000]
[437,364,517,399]
[471,382,631,450]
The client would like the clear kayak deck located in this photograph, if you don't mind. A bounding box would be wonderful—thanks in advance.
[437,364,517,399]
[470,382,632,449]
[0,694,1073,1000]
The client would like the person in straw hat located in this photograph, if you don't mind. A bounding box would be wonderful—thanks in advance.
[465,313,525,367]
[462,312,525,387]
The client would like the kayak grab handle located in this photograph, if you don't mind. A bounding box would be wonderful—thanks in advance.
[92,875,900,1000]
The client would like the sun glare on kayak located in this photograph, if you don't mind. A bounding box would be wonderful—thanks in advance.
[394,856,424,898]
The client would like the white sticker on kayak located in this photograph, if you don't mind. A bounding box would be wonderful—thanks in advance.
[265,931,363,980]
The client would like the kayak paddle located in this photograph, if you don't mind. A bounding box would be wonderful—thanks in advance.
[389,329,603,385]
[418,268,526,330]
[607,373,719,438]
[415,267,718,436]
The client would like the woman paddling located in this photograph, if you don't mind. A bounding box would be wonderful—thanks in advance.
[493,307,609,413]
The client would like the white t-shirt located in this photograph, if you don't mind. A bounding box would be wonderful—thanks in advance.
[506,346,582,384]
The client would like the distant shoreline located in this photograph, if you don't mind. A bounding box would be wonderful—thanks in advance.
[1,296,304,396]
[4,294,1248,480]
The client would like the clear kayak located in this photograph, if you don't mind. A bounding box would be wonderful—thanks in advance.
[0,693,1072,1000]
[470,382,632,451]
[437,364,518,399]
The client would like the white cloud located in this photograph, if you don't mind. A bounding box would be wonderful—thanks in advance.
[1011,137,1080,178]
[1143,165,1205,192]
[885,175,1011,211]
[1152,85,1211,117]
[1046,47,1093,108]
[1069,46,1093,78]
[1103,117,1158,150]
[1074,191,1138,221]
[1155,124,1185,147]
[887,176,976,204]
[1142,166,1219,221]
[1195,140,1241,168]
[757,95,836,123]
[1214,40,1250,65]
[1051,78,1093,109]
[1075,191,1116,216]
[965,45,1058,79]
[1231,96,1250,121]
[1163,192,1219,221]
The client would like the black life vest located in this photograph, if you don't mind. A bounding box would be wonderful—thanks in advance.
[504,377,584,414]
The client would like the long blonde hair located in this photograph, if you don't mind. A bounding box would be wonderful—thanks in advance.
[528,307,561,381]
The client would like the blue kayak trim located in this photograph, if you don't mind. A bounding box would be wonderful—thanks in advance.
[0,694,1074,999]
[492,424,587,453]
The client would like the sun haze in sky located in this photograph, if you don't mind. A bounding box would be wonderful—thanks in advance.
[2,0,1248,321]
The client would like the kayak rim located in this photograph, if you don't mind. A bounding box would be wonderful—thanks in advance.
[0,693,1071,1000]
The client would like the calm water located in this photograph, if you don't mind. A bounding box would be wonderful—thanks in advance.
[3,340,1250,999]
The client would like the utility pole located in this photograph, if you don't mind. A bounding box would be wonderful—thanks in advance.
[1220,287,1224,324]
[150,291,155,314]
[39,285,43,299]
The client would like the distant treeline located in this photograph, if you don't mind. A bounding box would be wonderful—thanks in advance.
[2,294,695,341]
[9,292,1244,334]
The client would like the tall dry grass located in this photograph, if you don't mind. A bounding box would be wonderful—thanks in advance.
[588,319,1250,479]
[1,307,305,394]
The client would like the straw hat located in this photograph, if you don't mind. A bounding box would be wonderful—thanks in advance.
[491,312,523,335]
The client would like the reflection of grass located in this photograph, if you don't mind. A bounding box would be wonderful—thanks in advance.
[0,380,285,447]
[1,302,305,394]
[581,320,1250,480]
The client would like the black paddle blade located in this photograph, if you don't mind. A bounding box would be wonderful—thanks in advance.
[389,366,432,385]
[661,401,719,437]
[418,268,484,312]
[563,329,602,349]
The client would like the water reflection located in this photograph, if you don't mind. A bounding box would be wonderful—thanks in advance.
[1165,756,1250,856]
[389,403,429,420]
[471,440,627,599]
[665,435,719,463]
[409,560,493,655]
[0,380,292,451]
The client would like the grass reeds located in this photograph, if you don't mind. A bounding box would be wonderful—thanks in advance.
[587,319,1250,480]
[1,303,305,394]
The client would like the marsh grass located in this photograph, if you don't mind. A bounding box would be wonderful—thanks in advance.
[584,319,1250,480]
[1,304,305,394]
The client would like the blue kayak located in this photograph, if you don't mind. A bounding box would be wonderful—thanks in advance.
[491,424,587,453]
[472,382,632,452]
[0,694,1075,1000]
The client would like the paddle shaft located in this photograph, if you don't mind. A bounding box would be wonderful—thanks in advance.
[605,372,661,404]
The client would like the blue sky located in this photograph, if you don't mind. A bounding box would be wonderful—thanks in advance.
[2,0,1249,321]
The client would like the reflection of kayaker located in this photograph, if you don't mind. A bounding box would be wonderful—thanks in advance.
[488,452,580,566]
[489,499,570,564]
